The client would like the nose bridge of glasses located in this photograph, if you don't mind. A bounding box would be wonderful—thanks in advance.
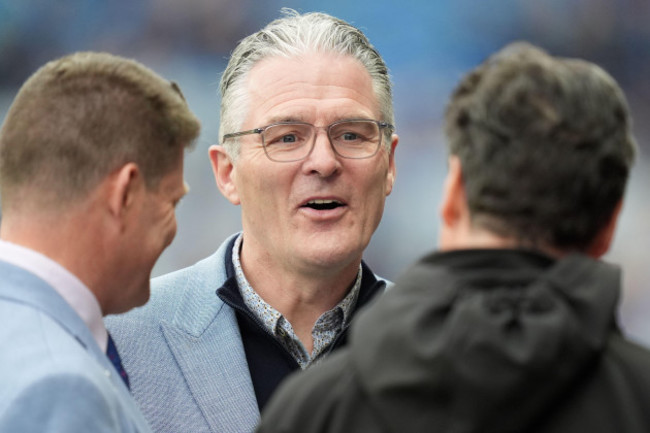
[309,124,338,156]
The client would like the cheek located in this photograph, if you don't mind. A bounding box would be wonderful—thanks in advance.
[361,168,391,219]
[155,209,177,249]
[239,167,289,210]
[364,165,391,198]
[168,218,177,244]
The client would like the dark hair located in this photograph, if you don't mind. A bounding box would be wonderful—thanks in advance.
[444,42,636,251]
[0,52,201,211]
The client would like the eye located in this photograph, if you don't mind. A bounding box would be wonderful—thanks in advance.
[280,134,298,143]
[330,121,377,145]
[263,124,310,147]
[331,129,366,145]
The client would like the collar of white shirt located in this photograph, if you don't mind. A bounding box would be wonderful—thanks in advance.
[0,239,108,351]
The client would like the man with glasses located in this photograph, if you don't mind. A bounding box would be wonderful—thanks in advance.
[106,9,397,433]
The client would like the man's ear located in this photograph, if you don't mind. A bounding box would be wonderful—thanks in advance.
[208,145,240,205]
[106,162,143,222]
[385,134,398,196]
[440,155,466,229]
[587,200,623,258]
[438,155,472,250]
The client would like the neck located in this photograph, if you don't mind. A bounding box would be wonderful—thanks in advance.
[239,240,360,353]
[439,226,514,251]
[439,223,572,259]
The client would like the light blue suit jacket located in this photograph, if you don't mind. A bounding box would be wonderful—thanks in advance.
[0,261,152,433]
[106,234,260,433]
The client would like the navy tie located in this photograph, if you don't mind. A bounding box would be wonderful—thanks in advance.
[106,332,130,389]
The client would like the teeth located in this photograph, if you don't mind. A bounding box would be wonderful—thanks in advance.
[307,199,341,205]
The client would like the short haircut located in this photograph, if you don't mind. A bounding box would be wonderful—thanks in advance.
[445,42,637,251]
[219,8,393,160]
[0,51,201,212]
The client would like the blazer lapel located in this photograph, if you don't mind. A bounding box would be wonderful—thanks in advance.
[159,237,259,432]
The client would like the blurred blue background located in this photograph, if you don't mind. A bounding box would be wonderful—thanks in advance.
[2,0,650,344]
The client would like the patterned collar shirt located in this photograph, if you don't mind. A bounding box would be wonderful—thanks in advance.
[232,233,362,369]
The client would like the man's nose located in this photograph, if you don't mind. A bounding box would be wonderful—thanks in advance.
[301,130,342,177]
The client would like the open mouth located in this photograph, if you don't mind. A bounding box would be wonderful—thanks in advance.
[302,199,345,211]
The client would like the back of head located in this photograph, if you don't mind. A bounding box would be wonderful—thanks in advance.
[445,42,637,252]
[0,52,201,215]
[219,8,393,159]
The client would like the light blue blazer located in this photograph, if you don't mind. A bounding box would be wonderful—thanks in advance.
[0,261,152,433]
[106,234,260,433]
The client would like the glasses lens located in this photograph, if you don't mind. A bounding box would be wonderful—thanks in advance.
[262,123,313,162]
[329,121,381,158]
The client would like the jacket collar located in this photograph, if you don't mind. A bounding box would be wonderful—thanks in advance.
[0,261,131,394]
[158,233,259,432]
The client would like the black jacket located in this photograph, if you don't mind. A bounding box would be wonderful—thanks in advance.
[257,249,650,433]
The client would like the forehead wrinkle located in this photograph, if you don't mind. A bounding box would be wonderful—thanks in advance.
[244,53,380,127]
[263,100,377,126]
[250,80,377,110]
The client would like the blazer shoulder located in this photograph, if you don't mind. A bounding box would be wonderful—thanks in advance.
[2,309,145,431]
[106,235,238,343]
[2,304,99,383]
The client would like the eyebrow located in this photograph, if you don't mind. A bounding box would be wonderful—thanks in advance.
[265,115,307,125]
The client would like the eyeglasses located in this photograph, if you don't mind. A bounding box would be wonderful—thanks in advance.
[222,119,394,162]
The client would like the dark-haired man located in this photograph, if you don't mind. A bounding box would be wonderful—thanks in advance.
[258,42,650,433]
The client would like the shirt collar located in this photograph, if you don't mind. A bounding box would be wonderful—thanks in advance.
[0,239,108,351]
[231,233,362,361]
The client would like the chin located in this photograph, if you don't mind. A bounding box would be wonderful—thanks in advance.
[302,242,363,269]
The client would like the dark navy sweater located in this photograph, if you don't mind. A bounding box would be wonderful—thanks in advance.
[216,236,386,411]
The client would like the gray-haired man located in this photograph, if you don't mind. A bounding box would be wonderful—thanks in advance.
[107,10,398,433]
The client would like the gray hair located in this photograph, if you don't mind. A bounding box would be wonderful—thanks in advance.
[219,8,393,160]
